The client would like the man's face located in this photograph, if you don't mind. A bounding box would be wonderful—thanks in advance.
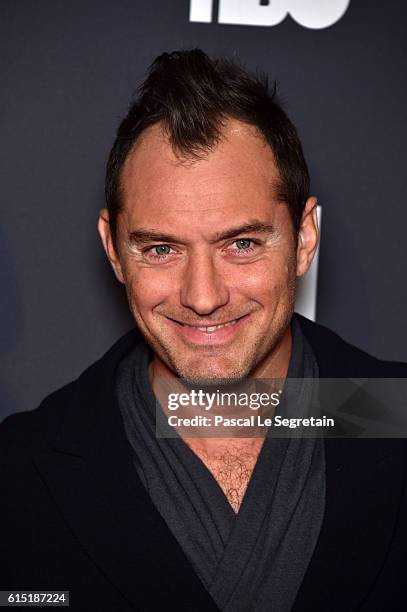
[99,119,317,382]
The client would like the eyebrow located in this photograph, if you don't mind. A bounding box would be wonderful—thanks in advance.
[128,229,182,245]
[127,222,275,246]
[212,223,275,241]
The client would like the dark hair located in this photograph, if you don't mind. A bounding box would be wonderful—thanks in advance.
[105,49,310,247]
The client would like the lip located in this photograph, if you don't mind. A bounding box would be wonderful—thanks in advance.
[164,314,250,346]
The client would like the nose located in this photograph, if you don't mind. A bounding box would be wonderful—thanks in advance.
[180,251,229,315]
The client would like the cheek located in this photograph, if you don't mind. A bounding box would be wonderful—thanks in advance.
[231,257,295,300]
[123,267,174,313]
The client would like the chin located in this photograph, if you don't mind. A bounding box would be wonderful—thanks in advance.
[168,356,253,387]
[178,372,247,388]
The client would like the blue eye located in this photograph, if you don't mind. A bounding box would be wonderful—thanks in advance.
[235,239,252,249]
[153,245,171,256]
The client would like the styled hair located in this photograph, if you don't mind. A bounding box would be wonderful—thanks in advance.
[105,49,310,247]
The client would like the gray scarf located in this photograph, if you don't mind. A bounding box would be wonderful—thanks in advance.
[116,316,325,611]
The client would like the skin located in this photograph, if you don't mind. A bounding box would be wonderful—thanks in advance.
[98,118,319,511]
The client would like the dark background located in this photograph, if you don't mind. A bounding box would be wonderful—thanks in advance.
[1,0,406,420]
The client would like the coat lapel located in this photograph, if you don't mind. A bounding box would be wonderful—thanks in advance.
[293,436,405,610]
[33,340,219,612]
[294,314,407,609]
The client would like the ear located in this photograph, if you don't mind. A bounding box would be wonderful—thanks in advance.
[296,196,319,277]
[97,209,125,284]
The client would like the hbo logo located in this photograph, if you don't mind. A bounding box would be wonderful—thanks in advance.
[190,0,351,30]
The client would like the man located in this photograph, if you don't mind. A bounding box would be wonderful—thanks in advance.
[1,50,406,611]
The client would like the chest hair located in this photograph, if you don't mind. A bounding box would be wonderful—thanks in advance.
[186,439,264,513]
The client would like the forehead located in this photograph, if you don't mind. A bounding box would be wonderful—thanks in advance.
[119,118,283,229]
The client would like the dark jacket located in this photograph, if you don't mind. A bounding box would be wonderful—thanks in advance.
[1,315,407,611]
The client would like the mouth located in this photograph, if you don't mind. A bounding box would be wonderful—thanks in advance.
[163,314,250,345]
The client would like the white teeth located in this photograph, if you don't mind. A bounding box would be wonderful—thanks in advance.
[187,319,238,332]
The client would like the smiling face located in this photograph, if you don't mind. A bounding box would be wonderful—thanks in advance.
[99,119,318,383]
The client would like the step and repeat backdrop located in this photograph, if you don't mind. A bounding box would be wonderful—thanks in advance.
[1,0,406,418]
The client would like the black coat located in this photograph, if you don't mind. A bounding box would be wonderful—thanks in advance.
[1,315,407,611]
